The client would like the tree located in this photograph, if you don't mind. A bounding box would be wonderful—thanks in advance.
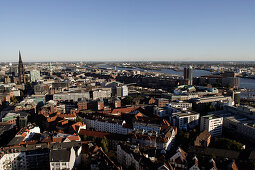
[129,163,136,170]
[101,136,109,153]
[93,136,101,146]
[20,91,24,96]
[107,150,117,160]
[213,138,243,151]
[122,96,133,105]
[210,105,216,111]
[76,116,83,123]
[184,132,190,139]
[83,135,88,141]
[11,96,18,104]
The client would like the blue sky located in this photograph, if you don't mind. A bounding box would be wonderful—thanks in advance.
[0,0,255,62]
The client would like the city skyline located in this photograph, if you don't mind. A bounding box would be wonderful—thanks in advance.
[1,0,255,62]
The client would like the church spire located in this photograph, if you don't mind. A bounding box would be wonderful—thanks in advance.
[18,50,25,84]
[19,50,22,62]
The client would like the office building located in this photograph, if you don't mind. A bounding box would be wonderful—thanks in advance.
[184,66,193,85]
[200,115,223,137]
[171,111,200,130]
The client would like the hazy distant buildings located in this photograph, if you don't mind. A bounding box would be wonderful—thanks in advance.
[194,71,240,89]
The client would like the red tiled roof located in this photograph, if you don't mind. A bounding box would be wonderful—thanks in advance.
[25,140,38,145]
[47,115,58,122]
[58,113,76,118]
[79,129,110,138]
[53,137,64,143]
[112,107,138,114]
[71,122,84,132]
[58,119,69,125]
[66,135,80,141]
[135,112,144,119]
[41,136,52,143]
[98,110,112,114]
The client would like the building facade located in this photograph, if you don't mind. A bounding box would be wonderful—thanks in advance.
[200,115,223,137]
[30,70,40,83]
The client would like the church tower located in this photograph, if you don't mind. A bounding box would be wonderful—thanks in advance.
[18,50,25,84]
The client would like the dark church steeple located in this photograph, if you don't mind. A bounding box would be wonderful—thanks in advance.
[18,50,25,84]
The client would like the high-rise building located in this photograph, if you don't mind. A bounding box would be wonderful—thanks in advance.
[18,50,25,84]
[184,66,193,85]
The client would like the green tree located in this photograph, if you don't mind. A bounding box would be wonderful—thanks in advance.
[20,91,24,96]
[101,136,109,153]
[83,135,88,141]
[213,138,243,151]
[184,132,190,139]
[76,116,83,123]
[93,136,101,146]
[210,105,216,111]
[11,96,18,104]
[122,96,133,105]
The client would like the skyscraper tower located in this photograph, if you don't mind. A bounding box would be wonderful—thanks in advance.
[18,50,25,84]
[184,66,193,85]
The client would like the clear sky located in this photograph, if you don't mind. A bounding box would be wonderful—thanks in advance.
[0,0,255,62]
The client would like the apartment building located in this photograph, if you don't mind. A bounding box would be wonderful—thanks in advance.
[53,91,90,102]
[156,98,169,108]
[0,150,26,170]
[171,111,200,130]
[0,141,82,170]
[200,115,223,137]
[131,126,177,150]
[82,114,131,135]
[50,146,81,170]
[169,101,192,110]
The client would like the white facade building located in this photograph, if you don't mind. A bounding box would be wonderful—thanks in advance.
[133,122,161,134]
[169,102,192,110]
[30,70,40,82]
[171,111,200,130]
[121,85,128,97]
[92,88,112,100]
[53,92,90,102]
[131,128,176,151]
[0,152,26,170]
[200,115,223,137]
[50,146,81,170]
[83,117,131,135]
[117,145,140,170]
